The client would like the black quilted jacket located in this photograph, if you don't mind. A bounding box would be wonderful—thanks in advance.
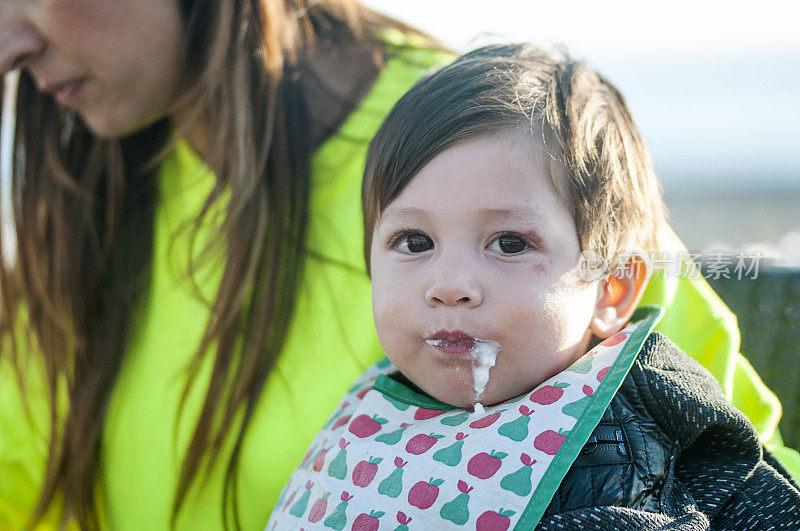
[539,332,800,530]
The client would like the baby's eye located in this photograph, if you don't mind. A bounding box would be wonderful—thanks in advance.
[487,233,530,255]
[392,231,434,254]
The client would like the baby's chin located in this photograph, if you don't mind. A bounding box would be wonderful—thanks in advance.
[424,382,528,410]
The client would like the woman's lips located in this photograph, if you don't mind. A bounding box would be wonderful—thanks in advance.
[50,78,87,108]
[425,330,475,354]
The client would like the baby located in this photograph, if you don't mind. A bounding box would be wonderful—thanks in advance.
[268,44,800,530]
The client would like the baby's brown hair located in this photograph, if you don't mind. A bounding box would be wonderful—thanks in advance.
[363,43,665,275]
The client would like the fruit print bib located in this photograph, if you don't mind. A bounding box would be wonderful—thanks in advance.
[267,306,663,530]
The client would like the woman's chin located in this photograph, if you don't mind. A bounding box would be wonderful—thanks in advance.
[79,112,133,139]
[79,104,166,139]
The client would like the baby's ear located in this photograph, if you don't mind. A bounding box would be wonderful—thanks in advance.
[588,253,650,338]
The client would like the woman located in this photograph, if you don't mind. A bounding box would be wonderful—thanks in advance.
[0,1,795,529]
[0,1,449,528]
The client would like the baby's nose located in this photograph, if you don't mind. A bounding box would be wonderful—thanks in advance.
[425,272,483,308]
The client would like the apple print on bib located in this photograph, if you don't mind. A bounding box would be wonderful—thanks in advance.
[267,307,663,530]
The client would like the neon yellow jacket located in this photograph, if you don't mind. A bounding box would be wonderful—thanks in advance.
[0,31,796,530]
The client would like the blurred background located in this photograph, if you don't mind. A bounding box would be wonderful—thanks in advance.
[364,0,800,447]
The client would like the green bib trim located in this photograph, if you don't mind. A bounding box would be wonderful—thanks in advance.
[373,372,460,411]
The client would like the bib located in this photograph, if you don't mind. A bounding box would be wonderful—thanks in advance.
[268,306,663,530]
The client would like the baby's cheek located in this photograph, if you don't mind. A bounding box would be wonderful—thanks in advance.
[373,296,410,347]
[375,294,408,321]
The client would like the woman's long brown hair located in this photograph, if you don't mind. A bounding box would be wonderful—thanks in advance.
[0,1,413,528]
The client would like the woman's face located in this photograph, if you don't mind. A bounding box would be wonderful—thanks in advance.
[1,0,185,137]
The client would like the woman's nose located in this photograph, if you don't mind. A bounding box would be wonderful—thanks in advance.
[0,14,44,74]
[425,265,483,308]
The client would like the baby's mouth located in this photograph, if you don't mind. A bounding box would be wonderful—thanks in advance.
[425,330,476,354]
[425,330,500,404]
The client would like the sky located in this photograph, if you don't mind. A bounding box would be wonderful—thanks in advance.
[362,1,800,190]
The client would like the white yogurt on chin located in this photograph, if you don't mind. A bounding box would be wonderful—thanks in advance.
[471,339,499,405]
[425,337,499,411]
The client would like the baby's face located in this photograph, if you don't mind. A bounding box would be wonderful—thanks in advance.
[370,132,601,408]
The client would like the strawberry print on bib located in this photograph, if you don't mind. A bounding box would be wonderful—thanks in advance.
[267,306,663,530]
